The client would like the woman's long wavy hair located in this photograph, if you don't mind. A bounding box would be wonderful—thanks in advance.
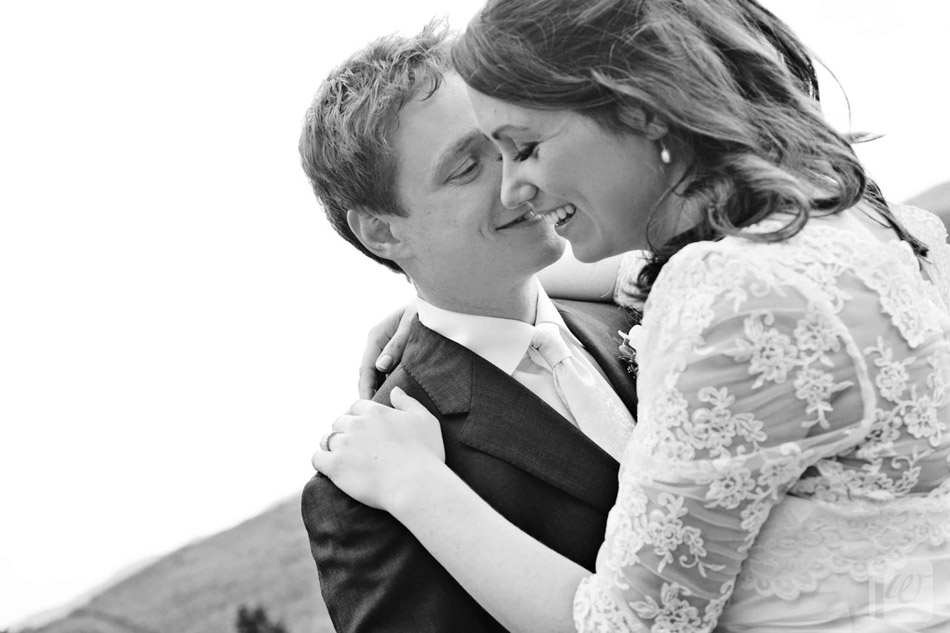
[453,0,925,299]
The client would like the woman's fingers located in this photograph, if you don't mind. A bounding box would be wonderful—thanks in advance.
[377,305,416,370]
[389,387,445,462]
[310,389,446,510]
[357,326,388,399]
[357,304,416,399]
[311,443,335,473]
[346,398,379,415]
[318,430,342,452]
[332,413,357,432]
[313,415,358,472]
[314,420,349,472]
[357,366,380,401]
[389,386,428,415]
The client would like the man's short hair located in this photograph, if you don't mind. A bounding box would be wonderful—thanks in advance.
[299,21,451,273]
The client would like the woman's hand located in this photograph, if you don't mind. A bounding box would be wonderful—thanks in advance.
[312,387,446,512]
[358,304,417,398]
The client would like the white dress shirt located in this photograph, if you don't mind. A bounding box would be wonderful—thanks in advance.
[416,281,617,428]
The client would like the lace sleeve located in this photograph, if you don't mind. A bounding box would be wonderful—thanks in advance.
[574,245,876,632]
[613,250,650,309]
[891,203,950,311]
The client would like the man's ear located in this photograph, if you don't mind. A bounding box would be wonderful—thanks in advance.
[346,208,410,261]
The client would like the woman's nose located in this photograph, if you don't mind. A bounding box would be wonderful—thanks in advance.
[499,163,538,209]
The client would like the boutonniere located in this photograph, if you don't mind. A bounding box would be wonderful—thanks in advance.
[618,324,644,378]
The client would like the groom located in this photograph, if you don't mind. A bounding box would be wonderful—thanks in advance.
[299,23,638,633]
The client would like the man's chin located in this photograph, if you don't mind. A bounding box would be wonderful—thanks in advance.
[528,246,568,275]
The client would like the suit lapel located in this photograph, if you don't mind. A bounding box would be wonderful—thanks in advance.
[403,319,619,513]
[461,356,620,513]
[396,319,474,416]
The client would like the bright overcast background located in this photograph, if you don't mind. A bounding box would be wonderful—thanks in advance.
[1,0,947,628]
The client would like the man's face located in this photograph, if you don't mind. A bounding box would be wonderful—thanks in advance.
[389,73,564,304]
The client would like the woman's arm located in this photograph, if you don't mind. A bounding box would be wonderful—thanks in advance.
[537,249,624,302]
[313,389,584,633]
[395,452,585,633]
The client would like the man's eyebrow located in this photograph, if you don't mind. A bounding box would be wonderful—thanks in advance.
[432,129,490,184]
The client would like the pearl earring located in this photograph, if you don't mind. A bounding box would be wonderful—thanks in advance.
[659,140,671,165]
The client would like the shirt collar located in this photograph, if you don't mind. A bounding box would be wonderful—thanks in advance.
[416,280,581,376]
[534,286,584,349]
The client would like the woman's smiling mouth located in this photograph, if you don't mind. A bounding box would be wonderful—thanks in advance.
[539,203,576,228]
[496,204,576,230]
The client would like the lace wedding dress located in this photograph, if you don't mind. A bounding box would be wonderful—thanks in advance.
[575,205,950,632]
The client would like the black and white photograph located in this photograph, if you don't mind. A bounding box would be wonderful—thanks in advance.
[3,1,950,631]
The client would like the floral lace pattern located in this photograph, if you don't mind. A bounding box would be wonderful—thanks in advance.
[575,206,950,632]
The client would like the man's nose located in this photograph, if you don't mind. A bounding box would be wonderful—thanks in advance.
[500,163,538,209]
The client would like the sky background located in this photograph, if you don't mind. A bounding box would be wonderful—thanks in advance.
[1,0,948,628]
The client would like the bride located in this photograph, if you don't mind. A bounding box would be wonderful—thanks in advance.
[313,0,950,630]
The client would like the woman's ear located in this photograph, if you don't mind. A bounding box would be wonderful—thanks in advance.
[346,208,410,261]
[644,118,669,142]
[618,106,668,141]
[642,111,668,142]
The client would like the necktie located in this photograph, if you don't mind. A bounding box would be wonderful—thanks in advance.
[527,322,633,461]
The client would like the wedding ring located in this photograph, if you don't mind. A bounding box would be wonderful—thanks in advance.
[319,431,341,452]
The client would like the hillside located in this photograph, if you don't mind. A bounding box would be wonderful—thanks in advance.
[905,180,950,231]
[26,497,332,633]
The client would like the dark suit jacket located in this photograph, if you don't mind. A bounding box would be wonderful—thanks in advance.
[302,299,638,632]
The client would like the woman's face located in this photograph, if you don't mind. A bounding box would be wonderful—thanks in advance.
[467,87,679,262]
